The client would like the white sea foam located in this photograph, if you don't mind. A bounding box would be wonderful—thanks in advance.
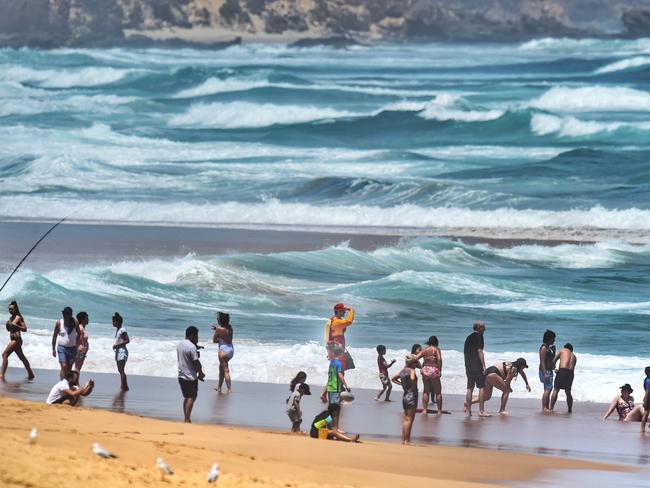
[385,94,504,122]
[7,330,644,403]
[487,241,649,269]
[595,56,650,74]
[174,78,270,98]
[0,95,136,117]
[168,102,358,128]
[0,65,134,88]
[531,113,650,137]
[530,86,650,112]
[2,197,649,232]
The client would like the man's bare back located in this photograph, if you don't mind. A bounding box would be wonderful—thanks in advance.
[557,348,577,370]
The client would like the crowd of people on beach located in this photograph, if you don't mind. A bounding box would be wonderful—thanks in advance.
[3,299,650,443]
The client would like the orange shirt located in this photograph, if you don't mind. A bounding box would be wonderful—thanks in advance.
[324,308,355,345]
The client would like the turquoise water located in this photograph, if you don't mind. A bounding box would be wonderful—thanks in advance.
[1,40,649,399]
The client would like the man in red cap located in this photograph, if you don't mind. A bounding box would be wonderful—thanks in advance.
[325,303,355,370]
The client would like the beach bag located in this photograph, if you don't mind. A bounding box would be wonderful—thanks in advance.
[343,350,355,371]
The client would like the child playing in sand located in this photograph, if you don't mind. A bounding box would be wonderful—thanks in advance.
[309,404,359,442]
[375,345,396,401]
[286,383,311,432]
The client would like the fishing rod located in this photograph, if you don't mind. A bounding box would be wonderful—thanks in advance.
[0,217,68,294]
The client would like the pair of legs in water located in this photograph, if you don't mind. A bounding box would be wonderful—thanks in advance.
[1,337,35,380]
[421,375,442,414]
[469,373,510,415]
[215,345,233,393]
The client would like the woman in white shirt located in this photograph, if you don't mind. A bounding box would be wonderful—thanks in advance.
[112,312,130,391]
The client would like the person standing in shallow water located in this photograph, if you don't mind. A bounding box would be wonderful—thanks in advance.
[417,335,443,415]
[464,321,488,417]
[75,311,90,373]
[52,306,79,380]
[212,312,234,393]
[550,343,577,413]
[325,303,354,370]
[112,312,130,391]
[177,325,205,423]
[2,301,35,381]
[539,329,556,412]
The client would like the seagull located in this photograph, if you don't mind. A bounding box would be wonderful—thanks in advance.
[207,463,220,483]
[28,427,38,445]
[156,457,174,478]
[92,442,117,459]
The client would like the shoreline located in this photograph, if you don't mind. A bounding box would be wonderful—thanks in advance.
[2,367,649,468]
[0,394,639,488]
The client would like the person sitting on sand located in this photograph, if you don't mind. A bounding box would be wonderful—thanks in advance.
[550,343,577,413]
[2,301,35,381]
[539,329,556,412]
[470,358,530,416]
[112,312,130,391]
[603,384,645,422]
[287,383,311,433]
[374,345,396,401]
[641,367,650,432]
[392,351,421,445]
[309,404,359,442]
[417,335,443,415]
[212,312,234,393]
[75,311,90,373]
[464,321,487,417]
[52,306,79,380]
[46,369,94,405]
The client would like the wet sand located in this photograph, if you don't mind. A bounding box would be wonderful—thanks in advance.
[0,386,639,488]
[2,367,650,468]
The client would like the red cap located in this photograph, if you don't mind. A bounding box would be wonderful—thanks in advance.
[333,303,346,311]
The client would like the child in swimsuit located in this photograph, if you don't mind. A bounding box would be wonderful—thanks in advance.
[375,345,396,401]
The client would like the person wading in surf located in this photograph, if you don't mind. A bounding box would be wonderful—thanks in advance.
[52,306,80,380]
[2,301,35,381]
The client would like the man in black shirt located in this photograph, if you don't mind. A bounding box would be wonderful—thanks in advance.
[464,321,488,416]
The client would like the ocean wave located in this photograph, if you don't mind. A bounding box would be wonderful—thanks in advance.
[168,101,358,128]
[386,94,504,122]
[0,95,136,118]
[594,56,650,74]
[530,114,650,138]
[530,86,650,112]
[486,241,649,269]
[2,197,650,231]
[6,331,644,403]
[0,65,135,88]
[169,94,503,129]
[172,76,445,98]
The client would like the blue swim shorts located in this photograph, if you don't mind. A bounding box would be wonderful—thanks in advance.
[327,392,341,405]
[539,370,554,391]
[57,345,77,365]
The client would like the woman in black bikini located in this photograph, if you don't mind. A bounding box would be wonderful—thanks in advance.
[1,301,35,381]
[470,358,530,415]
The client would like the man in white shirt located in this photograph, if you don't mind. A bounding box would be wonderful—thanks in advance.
[46,370,94,405]
[177,326,205,423]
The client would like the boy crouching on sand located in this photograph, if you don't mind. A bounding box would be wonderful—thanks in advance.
[286,383,311,432]
[375,344,396,401]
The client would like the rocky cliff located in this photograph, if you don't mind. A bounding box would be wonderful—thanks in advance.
[2,0,650,48]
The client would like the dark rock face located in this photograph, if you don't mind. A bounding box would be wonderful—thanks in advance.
[2,0,650,48]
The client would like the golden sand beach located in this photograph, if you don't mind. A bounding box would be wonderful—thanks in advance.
[0,396,629,488]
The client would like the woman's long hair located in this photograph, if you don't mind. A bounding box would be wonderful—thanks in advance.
[290,371,307,391]
[9,300,22,319]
